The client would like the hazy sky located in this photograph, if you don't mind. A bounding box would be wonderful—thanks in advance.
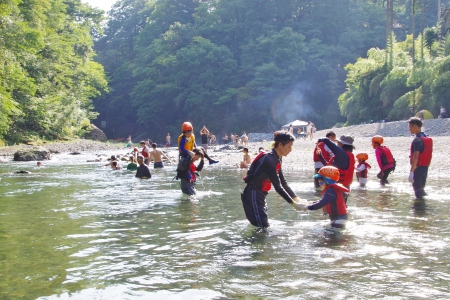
[82,0,117,12]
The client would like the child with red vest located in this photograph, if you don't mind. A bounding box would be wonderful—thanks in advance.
[313,131,336,188]
[355,153,371,187]
[408,117,433,199]
[372,135,395,186]
[298,166,349,228]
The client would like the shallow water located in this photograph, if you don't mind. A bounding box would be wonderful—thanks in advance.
[0,149,449,299]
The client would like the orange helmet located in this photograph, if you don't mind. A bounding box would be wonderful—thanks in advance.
[318,166,340,181]
[181,122,193,132]
[356,152,368,161]
[372,135,383,146]
[133,147,139,151]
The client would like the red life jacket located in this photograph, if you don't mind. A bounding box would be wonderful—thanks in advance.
[338,151,355,188]
[355,162,371,178]
[141,147,149,158]
[323,183,349,217]
[378,146,394,166]
[313,142,332,163]
[243,151,279,192]
[410,136,433,166]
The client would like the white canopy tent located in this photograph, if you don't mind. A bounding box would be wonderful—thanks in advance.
[281,120,309,130]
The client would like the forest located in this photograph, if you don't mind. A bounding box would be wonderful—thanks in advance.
[1,0,450,144]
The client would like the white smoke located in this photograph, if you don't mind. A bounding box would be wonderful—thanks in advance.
[271,83,317,125]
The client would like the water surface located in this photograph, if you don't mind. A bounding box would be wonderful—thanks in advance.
[0,150,449,299]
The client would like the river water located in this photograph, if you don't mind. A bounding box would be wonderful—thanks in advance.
[1,149,449,299]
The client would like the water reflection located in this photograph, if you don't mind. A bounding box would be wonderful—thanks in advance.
[0,151,449,299]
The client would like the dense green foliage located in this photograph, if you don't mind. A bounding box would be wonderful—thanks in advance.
[94,0,450,140]
[0,0,107,144]
[94,0,391,139]
[339,29,450,124]
[3,0,449,144]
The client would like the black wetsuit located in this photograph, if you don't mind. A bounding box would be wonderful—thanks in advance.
[241,149,296,228]
[135,164,151,179]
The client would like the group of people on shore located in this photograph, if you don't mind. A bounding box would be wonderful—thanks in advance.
[241,117,432,230]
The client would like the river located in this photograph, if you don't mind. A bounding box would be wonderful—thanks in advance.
[0,148,449,299]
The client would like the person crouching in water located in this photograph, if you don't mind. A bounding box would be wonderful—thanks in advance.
[177,148,204,196]
[372,135,396,186]
[241,131,305,229]
[355,153,371,187]
[303,166,349,229]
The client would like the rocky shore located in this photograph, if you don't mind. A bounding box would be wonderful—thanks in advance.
[1,119,449,180]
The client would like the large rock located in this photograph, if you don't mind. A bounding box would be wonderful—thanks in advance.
[13,147,51,161]
[86,124,107,142]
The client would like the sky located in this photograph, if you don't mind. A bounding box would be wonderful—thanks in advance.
[82,0,117,12]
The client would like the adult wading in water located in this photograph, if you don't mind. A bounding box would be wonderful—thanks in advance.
[241,131,305,229]
[178,122,219,165]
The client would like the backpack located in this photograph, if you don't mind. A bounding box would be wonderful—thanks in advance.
[175,156,191,180]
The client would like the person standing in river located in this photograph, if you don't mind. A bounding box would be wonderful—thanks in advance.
[178,122,218,165]
[199,125,210,151]
[241,131,305,229]
[408,117,433,200]
[149,143,171,168]
[135,155,151,179]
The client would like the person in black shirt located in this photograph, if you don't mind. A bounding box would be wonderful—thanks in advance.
[135,155,151,179]
[241,131,305,228]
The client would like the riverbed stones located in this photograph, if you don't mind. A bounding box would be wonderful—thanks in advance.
[86,124,107,142]
[13,147,51,161]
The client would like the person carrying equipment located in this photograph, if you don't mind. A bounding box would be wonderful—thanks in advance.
[178,122,219,165]
[240,131,305,229]
[176,148,204,196]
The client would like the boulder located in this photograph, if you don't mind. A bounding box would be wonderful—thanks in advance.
[86,124,107,142]
[14,147,51,161]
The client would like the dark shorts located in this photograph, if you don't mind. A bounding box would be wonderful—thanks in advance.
[154,162,163,168]
[241,186,269,228]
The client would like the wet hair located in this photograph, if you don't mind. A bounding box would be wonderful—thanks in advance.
[258,147,264,152]
[151,143,157,148]
[273,131,295,147]
[326,131,336,138]
[243,147,248,153]
[129,156,135,162]
[192,148,204,158]
[112,161,118,167]
[408,117,423,128]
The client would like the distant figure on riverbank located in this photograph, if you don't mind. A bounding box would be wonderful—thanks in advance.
[440,106,447,118]
[165,133,171,148]
[135,155,151,179]
[237,147,251,169]
[200,126,210,151]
